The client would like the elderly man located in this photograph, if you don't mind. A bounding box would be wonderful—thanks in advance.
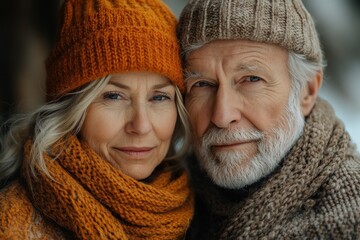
[177,0,360,239]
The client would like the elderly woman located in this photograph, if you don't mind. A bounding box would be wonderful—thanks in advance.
[0,0,193,239]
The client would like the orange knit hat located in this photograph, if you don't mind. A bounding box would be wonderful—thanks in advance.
[46,0,184,100]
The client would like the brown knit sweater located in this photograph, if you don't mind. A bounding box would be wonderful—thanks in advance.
[0,136,193,239]
[186,98,360,239]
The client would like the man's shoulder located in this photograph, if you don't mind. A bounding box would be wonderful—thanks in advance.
[306,156,360,233]
[320,155,360,200]
[267,156,360,238]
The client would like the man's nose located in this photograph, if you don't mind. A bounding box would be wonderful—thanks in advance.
[211,84,242,128]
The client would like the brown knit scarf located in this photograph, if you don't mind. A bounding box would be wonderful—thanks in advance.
[22,135,193,240]
[189,98,359,239]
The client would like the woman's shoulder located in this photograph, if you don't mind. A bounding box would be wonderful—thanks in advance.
[0,180,35,238]
[0,180,70,239]
[0,179,33,215]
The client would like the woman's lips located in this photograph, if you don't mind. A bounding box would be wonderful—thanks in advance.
[114,147,154,158]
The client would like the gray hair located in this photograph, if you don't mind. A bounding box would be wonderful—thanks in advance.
[287,50,325,97]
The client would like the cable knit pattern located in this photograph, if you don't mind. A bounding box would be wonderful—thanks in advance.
[177,0,322,63]
[186,98,360,239]
[0,135,193,239]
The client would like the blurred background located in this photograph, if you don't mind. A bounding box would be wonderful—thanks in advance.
[1,0,359,147]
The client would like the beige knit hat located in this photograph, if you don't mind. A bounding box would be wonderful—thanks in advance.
[46,0,184,100]
[177,0,322,63]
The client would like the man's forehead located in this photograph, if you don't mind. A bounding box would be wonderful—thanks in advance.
[185,40,287,74]
[186,39,287,62]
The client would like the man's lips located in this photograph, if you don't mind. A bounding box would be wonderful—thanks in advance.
[211,140,255,151]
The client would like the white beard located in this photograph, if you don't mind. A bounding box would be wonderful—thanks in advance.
[195,89,305,189]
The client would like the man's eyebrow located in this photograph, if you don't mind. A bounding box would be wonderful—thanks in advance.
[234,64,261,73]
[234,62,271,74]
[183,70,203,84]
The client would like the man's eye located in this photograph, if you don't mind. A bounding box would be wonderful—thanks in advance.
[193,81,213,87]
[245,76,263,82]
[103,92,123,100]
[186,80,216,94]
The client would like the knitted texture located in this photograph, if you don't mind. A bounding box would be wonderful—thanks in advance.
[186,98,360,239]
[46,0,184,100]
[177,0,322,63]
[0,135,193,239]
[0,181,70,239]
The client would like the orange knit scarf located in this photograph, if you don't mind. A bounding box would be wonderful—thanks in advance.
[23,135,193,239]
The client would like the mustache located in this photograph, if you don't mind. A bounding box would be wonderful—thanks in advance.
[201,127,264,146]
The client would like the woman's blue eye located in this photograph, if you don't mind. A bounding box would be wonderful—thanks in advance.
[152,95,170,101]
[103,92,122,100]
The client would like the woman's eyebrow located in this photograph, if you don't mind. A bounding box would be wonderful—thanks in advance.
[151,82,173,90]
[108,81,130,90]
[108,81,172,90]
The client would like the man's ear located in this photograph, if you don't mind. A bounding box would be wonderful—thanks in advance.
[300,70,323,116]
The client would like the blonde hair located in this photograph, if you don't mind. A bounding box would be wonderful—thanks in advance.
[0,76,191,185]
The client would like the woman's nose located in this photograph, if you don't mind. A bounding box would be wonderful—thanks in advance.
[124,104,152,135]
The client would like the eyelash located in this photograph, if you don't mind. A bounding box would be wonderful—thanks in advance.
[194,81,214,87]
[187,75,263,93]
[103,91,124,100]
[244,76,263,82]
[188,80,216,89]
[102,92,172,102]
[151,93,171,102]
